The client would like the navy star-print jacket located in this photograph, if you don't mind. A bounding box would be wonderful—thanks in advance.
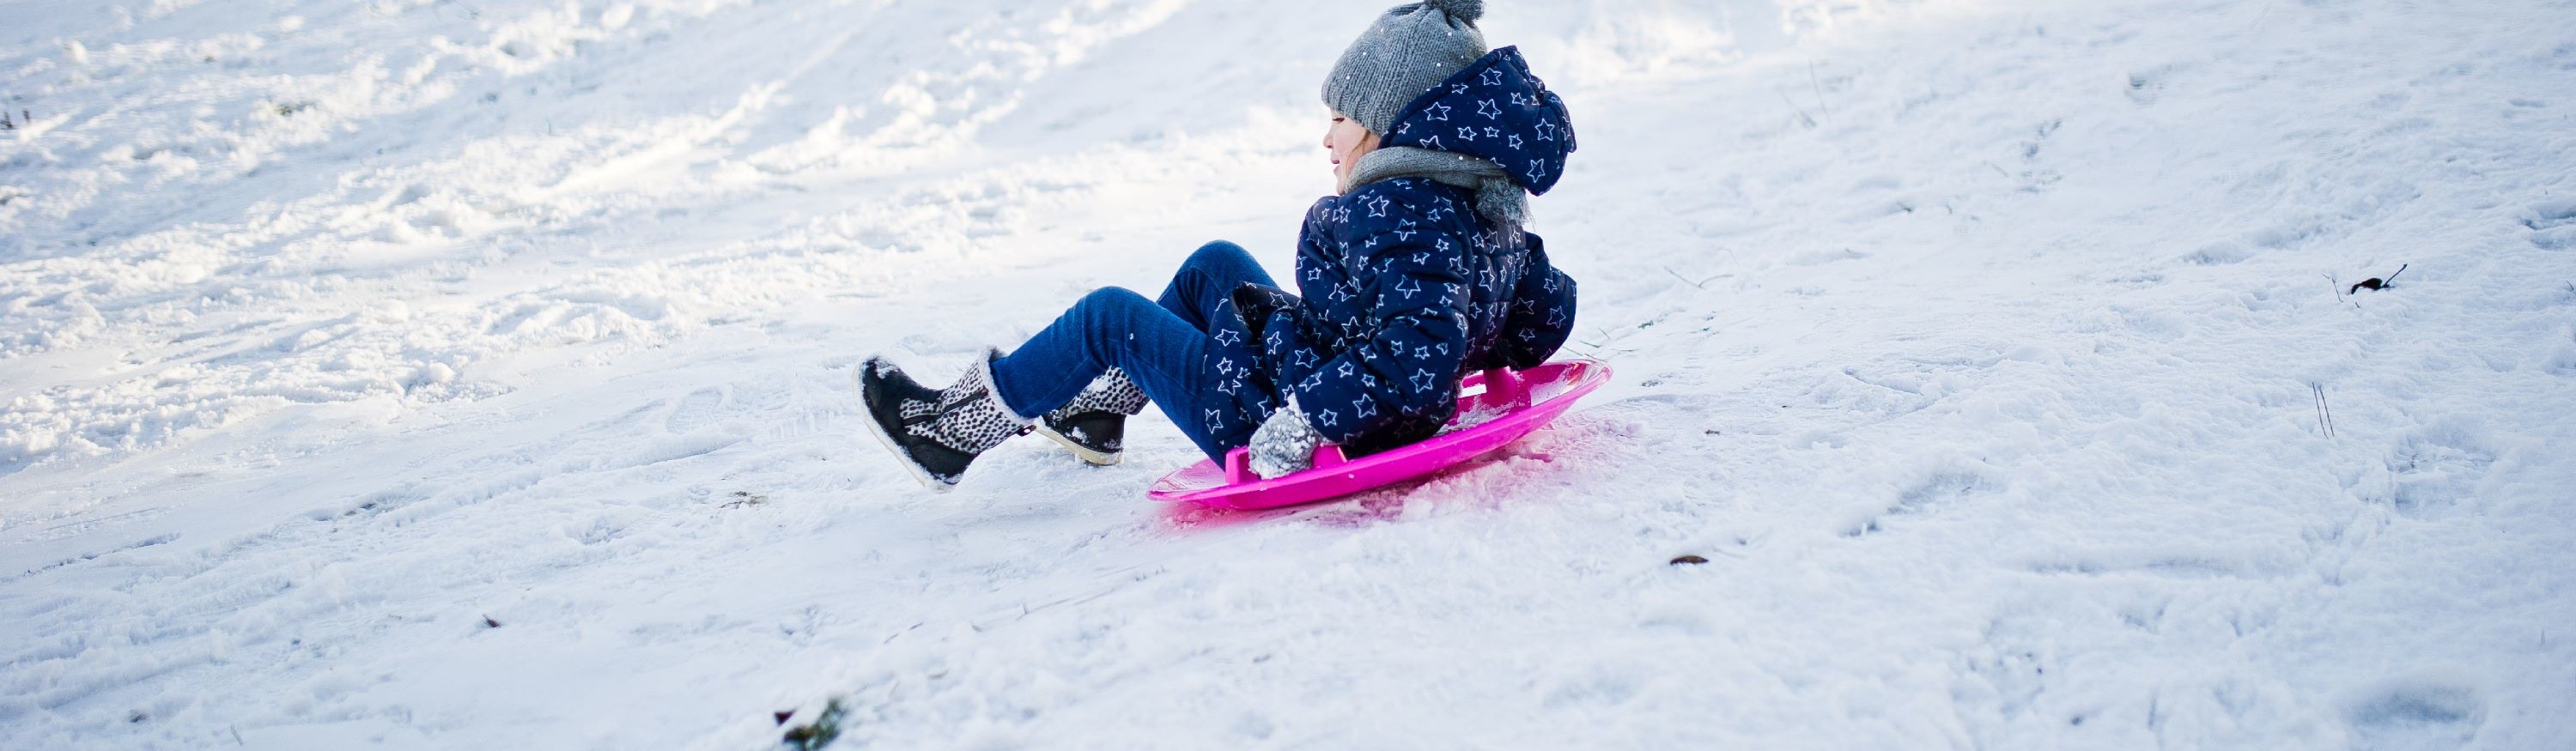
[1201,46,1578,456]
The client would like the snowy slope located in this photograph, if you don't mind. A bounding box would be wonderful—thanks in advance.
[5,0,2574,748]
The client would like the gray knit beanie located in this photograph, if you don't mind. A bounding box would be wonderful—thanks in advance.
[1322,0,1490,136]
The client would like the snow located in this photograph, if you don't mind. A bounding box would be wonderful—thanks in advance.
[4,0,2573,748]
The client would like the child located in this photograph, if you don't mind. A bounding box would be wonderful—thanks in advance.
[859,0,1577,489]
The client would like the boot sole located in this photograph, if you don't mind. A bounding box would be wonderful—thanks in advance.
[854,366,956,493]
[1033,424,1121,466]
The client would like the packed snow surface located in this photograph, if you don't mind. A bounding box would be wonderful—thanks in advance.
[5,0,2574,748]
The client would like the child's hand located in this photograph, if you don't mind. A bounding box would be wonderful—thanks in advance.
[1249,400,1323,479]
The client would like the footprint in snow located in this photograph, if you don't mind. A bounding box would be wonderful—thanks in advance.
[2523,199,2576,249]
[2382,427,2496,518]
[2346,681,2483,751]
[665,387,726,433]
[1843,469,1999,538]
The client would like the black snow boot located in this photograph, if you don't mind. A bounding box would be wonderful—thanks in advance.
[855,351,1031,490]
[1034,368,1149,466]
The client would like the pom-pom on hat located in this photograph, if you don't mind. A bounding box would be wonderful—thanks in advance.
[1322,0,1489,136]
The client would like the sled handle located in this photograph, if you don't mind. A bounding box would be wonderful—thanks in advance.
[1479,368,1528,409]
[1222,444,1350,484]
[1218,368,1531,485]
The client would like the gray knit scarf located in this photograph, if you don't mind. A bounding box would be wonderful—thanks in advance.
[1340,147,1529,229]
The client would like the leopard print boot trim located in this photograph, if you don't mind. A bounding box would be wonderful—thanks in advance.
[1045,367,1148,421]
[904,351,1032,455]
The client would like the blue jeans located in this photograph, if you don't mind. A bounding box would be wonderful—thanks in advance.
[992,241,1275,461]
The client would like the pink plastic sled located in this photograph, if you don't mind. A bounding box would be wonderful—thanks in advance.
[1148,360,1611,510]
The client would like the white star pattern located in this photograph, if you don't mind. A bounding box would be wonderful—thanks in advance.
[1216,329,1242,345]
[1507,134,1523,150]
[1480,69,1504,87]
[1457,125,1476,142]
[1478,99,1501,119]
[1410,369,1437,392]
[1315,409,1339,427]
[1354,399,1378,419]
[1368,195,1392,217]
[1425,102,1450,121]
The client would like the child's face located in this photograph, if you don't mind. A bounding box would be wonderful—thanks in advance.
[1323,112,1378,189]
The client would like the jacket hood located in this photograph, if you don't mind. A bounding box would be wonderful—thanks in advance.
[1381,45,1577,196]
